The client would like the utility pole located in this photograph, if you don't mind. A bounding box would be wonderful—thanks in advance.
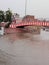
[25,0,27,16]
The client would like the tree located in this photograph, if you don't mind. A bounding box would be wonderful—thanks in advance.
[6,9,12,22]
[0,10,4,22]
[5,9,12,28]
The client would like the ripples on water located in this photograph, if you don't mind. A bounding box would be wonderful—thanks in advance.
[0,29,49,65]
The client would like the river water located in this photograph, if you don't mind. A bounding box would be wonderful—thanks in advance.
[0,29,49,65]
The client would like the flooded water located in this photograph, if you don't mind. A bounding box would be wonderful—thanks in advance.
[0,29,49,65]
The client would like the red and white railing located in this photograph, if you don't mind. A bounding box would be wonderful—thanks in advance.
[9,21,49,28]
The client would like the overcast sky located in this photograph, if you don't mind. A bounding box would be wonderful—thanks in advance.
[0,0,49,18]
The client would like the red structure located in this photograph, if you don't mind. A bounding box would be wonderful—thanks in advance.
[10,21,49,28]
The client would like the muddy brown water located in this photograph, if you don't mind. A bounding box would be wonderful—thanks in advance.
[0,29,49,65]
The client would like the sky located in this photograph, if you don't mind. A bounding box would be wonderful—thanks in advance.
[0,0,49,18]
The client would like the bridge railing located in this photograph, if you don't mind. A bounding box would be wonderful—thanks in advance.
[9,21,49,28]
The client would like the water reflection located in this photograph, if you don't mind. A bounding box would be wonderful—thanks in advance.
[40,29,49,40]
[2,29,49,43]
[0,29,49,65]
[7,33,29,43]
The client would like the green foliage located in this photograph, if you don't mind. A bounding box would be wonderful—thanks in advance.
[0,10,4,22]
[0,9,12,28]
[6,10,12,22]
[4,9,12,28]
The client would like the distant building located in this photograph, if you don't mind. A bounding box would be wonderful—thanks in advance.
[22,15,35,22]
[22,15,41,34]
